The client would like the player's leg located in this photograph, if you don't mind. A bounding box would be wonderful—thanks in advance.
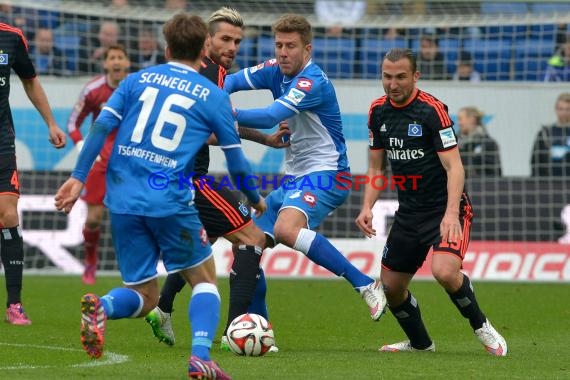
[153,207,230,379]
[274,172,386,320]
[223,226,266,334]
[193,181,268,334]
[181,259,230,379]
[0,157,31,325]
[145,272,184,345]
[80,212,161,358]
[82,204,104,284]
[431,194,507,356]
[247,266,268,319]
[379,217,435,352]
[80,167,106,285]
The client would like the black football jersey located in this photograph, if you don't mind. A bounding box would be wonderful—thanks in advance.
[193,56,227,177]
[0,23,36,156]
[368,89,460,211]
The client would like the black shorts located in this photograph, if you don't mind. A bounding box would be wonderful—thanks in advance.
[194,179,252,239]
[382,192,473,274]
[0,155,20,196]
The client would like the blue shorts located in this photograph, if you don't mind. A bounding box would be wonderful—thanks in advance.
[110,208,212,285]
[253,170,350,239]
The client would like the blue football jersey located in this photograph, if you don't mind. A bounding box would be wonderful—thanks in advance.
[225,59,349,177]
[95,62,240,217]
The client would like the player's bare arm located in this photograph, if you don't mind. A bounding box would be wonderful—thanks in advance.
[204,122,290,148]
[438,147,465,243]
[21,77,66,148]
[356,149,386,238]
[54,177,85,214]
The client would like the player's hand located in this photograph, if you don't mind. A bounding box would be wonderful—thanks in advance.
[440,211,462,244]
[355,209,376,238]
[251,197,267,217]
[54,177,84,214]
[48,125,66,149]
[266,121,291,148]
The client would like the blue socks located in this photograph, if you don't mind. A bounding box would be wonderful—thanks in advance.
[295,228,372,288]
[100,287,143,319]
[248,267,269,320]
[189,283,221,361]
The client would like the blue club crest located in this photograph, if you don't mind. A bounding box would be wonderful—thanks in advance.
[408,123,422,136]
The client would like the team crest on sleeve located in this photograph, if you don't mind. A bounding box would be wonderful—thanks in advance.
[238,202,249,217]
[368,130,374,146]
[249,63,264,74]
[439,127,457,148]
[265,58,278,66]
[285,88,306,105]
[295,78,313,92]
[408,123,422,136]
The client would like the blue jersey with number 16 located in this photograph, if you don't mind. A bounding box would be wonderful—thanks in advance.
[95,62,240,217]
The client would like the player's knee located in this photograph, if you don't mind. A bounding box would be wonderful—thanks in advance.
[273,226,298,247]
[138,290,160,316]
[432,266,460,289]
[235,225,266,248]
[85,214,103,229]
[0,206,19,226]
[381,280,407,305]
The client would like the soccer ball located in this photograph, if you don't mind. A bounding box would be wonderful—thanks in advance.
[225,313,275,356]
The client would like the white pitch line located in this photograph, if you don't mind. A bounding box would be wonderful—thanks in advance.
[0,342,129,370]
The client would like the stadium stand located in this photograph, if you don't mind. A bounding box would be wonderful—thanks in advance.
[359,38,408,79]
[3,1,567,81]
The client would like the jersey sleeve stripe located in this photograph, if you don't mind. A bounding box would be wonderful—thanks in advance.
[243,69,257,90]
[220,144,242,150]
[0,23,28,50]
[418,93,452,127]
[368,96,387,125]
[276,99,300,114]
[102,106,122,120]
[437,145,458,153]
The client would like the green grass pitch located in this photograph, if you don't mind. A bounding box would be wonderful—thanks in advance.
[0,276,568,379]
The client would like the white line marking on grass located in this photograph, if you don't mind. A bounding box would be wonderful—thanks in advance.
[0,342,129,370]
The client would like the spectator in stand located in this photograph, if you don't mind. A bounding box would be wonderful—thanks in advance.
[314,0,366,37]
[0,4,13,25]
[531,93,570,177]
[164,0,189,11]
[417,34,449,80]
[9,3,61,40]
[457,106,502,177]
[383,27,406,40]
[108,0,129,10]
[30,27,67,77]
[452,51,481,82]
[129,27,166,72]
[78,20,122,75]
[544,34,570,82]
